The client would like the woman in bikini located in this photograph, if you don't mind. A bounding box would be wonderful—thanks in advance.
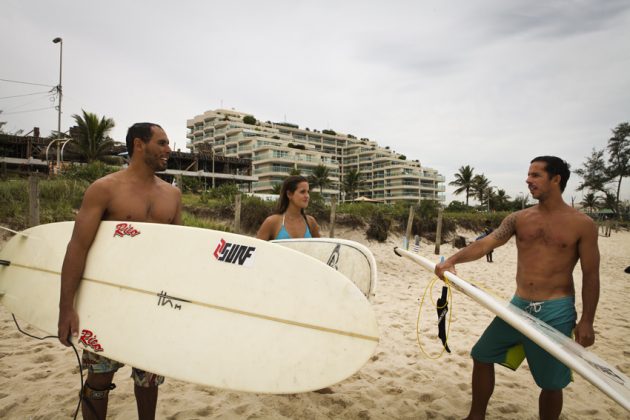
[256,175,321,240]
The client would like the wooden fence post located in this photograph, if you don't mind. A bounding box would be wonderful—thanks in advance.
[28,175,40,227]
[434,208,443,255]
[329,197,337,238]
[234,194,241,234]
[405,205,415,250]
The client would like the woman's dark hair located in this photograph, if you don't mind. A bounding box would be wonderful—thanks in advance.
[125,122,162,157]
[276,175,309,214]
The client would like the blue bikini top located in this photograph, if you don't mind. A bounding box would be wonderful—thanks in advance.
[275,213,312,239]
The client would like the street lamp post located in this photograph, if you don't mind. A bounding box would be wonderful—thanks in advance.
[52,37,63,173]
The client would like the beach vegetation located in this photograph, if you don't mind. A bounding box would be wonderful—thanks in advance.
[61,161,120,184]
[308,164,331,194]
[242,115,257,125]
[3,174,626,239]
[342,169,361,201]
[69,110,122,164]
[449,165,476,206]
[576,122,630,217]
[471,173,491,205]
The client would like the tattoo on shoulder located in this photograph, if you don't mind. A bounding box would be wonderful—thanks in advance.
[492,213,517,242]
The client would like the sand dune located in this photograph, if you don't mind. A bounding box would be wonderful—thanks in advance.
[1,228,628,419]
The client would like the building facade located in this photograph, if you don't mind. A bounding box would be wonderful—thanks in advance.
[186,109,445,203]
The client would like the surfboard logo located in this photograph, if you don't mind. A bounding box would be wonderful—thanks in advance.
[79,329,104,352]
[113,223,141,238]
[213,239,256,267]
[326,244,341,270]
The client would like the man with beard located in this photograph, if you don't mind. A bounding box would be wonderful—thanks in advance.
[58,122,181,420]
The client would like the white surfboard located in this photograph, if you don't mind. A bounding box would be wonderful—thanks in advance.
[394,247,630,412]
[272,238,377,299]
[0,222,379,394]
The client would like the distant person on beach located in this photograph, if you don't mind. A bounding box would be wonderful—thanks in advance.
[58,123,182,420]
[256,175,321,240]
[483,220,493,262]
[475,220,494,262]
[435,156,600,420]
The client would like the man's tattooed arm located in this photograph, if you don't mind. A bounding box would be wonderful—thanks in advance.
[491,212,517,243]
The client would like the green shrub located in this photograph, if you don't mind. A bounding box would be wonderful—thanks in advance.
[243,115,257,125]
[366,210,391,242]
[0,178,87,229]
[207,183,240,200]
[61,161,120,183]
[182,211,231,232]
[444,211,508,233]
[240,196,274,233]
[0,179,28,227]
[337,202,380,219]
[181,177,203,193]
[306,192,330,224]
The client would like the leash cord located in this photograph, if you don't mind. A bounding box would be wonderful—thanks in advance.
[11,314,83,420]
[416,276,453,359]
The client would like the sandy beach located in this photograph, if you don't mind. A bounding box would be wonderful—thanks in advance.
[1,227,628,419]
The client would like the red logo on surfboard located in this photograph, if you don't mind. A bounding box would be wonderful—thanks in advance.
[213,239,256,267]
[113,223,141,238]
[79,329,104,352]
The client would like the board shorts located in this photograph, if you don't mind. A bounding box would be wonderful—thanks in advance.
[471,295,577,390]
[82,351,164,388]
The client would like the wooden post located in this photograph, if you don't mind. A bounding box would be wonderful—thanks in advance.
[434,208,443,255]
[175,174,183,190]
[28,175,40,227]
[329,197,337,238]
[405,205,415,250]
[234,194,241,234]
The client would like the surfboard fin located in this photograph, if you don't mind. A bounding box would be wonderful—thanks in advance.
[436,286,451,353]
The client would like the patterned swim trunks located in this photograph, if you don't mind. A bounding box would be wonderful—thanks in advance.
[82,351,164,387]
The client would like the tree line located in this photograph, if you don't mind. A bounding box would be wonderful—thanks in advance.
[447,122,629,217]
[447,165,525,212]
[575,122,629,216]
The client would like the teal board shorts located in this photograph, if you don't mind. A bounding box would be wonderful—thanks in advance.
[471,295,577,390]
[82,351,164,388]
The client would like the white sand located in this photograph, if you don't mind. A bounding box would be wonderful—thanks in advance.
[1,228,629,419]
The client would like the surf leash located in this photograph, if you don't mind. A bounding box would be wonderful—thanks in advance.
[11,314,84,419]
[436,285,451,353]
[414,257,453,359]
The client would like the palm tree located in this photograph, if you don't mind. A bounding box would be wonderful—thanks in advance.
[449,165,475,206]
[581,192,600,213]
[602,190,617,214]
[471,174,491,206]
[343,169,361,201]
[289,166,302,176]
[606,122,630,216]
[309,164,331,194]
[70,110,118,163]
[491,189,511,211]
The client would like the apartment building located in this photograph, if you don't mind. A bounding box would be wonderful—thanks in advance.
[186,109,445,203]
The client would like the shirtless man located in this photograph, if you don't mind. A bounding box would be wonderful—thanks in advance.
[435,156,599,420]
[57,122,181,420]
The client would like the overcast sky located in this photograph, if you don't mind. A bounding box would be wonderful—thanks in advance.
[2,0,629,204]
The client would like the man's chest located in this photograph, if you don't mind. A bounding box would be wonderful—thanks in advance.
[106,191,176,223]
